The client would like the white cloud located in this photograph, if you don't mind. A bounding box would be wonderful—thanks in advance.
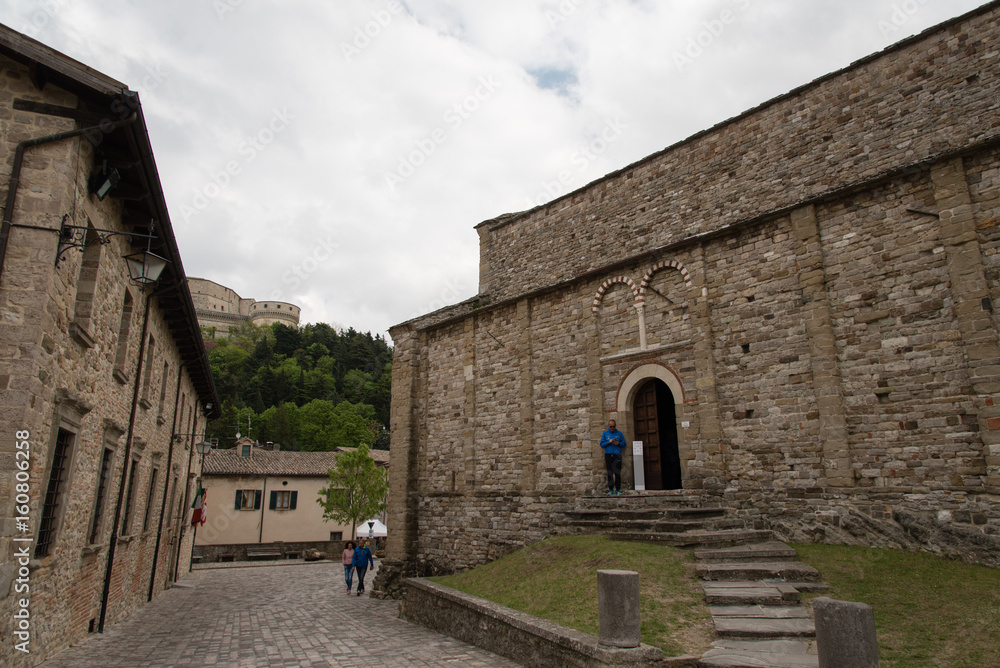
[0,0,985,341]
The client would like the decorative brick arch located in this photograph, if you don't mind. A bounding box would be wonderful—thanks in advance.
[638,260,693,299]
[591,276,640,314]
[616,362,686,412]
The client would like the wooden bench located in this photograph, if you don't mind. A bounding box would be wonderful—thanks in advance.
[245,546,282,560]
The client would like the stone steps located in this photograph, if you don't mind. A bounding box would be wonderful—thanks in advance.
[612,528,775,549]
[696,561,820,582]
[573,517,744,534]
[702,581,802,606]
[566,506,726,521]
[694,541,798,563]
[701,640,820,668]
[693,537,823,667]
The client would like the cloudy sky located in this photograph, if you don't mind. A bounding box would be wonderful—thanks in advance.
[1,0,986,340]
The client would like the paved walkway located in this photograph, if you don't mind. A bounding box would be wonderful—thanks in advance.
[38,560,520,668]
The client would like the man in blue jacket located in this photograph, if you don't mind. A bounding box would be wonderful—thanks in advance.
[352,538,374,596]
[600,419,624,495]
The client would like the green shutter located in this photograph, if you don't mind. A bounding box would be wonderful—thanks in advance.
[289,491,297,510]
[235,490,241,510]
[269,490,277,510]
[254,490,261,510]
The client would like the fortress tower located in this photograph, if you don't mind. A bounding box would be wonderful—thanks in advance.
[188,277,301,335]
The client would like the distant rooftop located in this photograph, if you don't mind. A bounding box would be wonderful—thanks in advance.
[203,445,389,477]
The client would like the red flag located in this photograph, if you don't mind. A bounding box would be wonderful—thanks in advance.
[191,487,207,526]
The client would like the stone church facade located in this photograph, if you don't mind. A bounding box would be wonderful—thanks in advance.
[385,3,1000,578]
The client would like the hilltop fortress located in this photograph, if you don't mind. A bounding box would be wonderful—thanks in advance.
[188,277,301,335]
[383,2,1000,583]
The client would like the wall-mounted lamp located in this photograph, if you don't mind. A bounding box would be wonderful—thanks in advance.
[123,248,169,287]
[91,164,121,201]
[56,215,158,267]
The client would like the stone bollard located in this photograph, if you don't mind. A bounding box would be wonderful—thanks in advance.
[813,597,880,668]
[597,569,641,648]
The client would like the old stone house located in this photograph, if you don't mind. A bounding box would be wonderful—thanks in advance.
[384,2,1000,580]
[194,443,388,562]
[0,25,219,666]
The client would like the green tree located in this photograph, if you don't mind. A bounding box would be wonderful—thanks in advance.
[296,399,377,451]
[316,444,389,538]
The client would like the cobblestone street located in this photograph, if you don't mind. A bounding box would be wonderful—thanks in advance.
[37,561,519,668]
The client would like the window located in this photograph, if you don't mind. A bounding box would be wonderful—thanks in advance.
[71,223,101,344]
[88,447,115,544]
[330,532,342,541]
[235,489,262,510]
[241,444,251,457]
[142,468,159,532]
[269,490,297,510]
[35,428,74,557]
[113,289,134,376]
[158,361,170,416]
[140,335,156,404]
[121,459,139,535]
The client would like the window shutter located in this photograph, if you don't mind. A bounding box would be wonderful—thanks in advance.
[289,491,298,510]
[254,490,261,510]
[269,490,277,510]
[235,490,242,510]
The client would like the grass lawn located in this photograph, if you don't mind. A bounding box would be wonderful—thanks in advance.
[432,534,714,656]
[793,543,1000,668]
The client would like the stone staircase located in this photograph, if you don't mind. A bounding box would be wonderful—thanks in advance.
[565,492,825,667]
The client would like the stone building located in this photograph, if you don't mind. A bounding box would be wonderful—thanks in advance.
[188,276,301,336]
[385,2,1000,580]
[0,25,219,666]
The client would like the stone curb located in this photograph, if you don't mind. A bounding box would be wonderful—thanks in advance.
[402,578,699,667]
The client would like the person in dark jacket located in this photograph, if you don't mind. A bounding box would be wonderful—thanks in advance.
[352,538,375,596]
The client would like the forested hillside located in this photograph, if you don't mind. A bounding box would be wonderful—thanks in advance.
[203,322,392,451]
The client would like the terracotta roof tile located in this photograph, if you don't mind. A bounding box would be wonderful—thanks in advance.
[202,449,341,477]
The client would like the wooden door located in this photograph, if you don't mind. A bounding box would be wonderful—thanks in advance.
[633,381,663,490]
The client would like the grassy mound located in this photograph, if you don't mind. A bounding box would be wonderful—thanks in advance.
[431,534,714,656]
[794,543,1000,668]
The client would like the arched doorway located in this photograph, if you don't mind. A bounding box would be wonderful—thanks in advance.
[632,378,682,490]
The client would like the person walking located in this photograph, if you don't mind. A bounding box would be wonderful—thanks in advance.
[341,541,356,595]
[600,419,624,495]
[352,538,374,596]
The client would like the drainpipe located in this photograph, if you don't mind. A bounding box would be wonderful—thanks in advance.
[0,113,137,285]
[259,477,267,543]
[147,362,186,601]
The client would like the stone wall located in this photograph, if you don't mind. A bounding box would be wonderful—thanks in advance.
[476,3,1000,303]
[193,540,340,563]
[387,3,1000,579]
[0,52,210,666]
